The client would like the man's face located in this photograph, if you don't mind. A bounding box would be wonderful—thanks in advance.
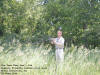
[57,31,62,38]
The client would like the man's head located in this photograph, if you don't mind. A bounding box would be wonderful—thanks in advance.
[57,30,62,38]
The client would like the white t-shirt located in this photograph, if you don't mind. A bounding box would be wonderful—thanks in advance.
[55,36,65,49]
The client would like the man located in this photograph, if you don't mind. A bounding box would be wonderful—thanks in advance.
[51,30,65,63]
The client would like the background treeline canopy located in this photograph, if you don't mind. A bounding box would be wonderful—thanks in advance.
[0,0,100,49]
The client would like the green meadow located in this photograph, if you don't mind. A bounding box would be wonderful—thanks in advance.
[0,41,100,75]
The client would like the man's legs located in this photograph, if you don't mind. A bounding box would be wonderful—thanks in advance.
[55,49,64,75]
[56,49,64,63]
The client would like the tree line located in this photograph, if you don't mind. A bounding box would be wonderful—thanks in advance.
[0,0,100,49]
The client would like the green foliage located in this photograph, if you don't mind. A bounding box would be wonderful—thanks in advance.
[41,0,100,48]
[0,0,100,48]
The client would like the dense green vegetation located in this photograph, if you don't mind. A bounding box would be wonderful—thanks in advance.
[0,0,100,48]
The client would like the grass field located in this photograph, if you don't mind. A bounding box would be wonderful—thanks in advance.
[0,41,100,75]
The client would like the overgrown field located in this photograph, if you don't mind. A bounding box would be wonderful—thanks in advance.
[0,41,100,75]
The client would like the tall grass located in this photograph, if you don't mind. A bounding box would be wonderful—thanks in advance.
[0,40,100,75]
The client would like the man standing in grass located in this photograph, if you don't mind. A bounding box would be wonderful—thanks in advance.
[51,30,65,64]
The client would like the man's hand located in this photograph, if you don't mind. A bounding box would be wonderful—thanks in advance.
[50,38,56,44]
[51,41,54,44]
[53,40,56,44]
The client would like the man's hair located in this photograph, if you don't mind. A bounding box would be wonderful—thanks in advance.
[57,30,62,32]
[57,30,62,33]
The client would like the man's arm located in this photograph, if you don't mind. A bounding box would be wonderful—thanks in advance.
[53,38,64,48]
[54,42,63,46]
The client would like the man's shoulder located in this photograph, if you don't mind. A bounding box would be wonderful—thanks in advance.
[60,37,64,41]
[61,37,64,40]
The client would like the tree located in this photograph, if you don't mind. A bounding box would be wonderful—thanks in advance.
[40,0,100,48]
